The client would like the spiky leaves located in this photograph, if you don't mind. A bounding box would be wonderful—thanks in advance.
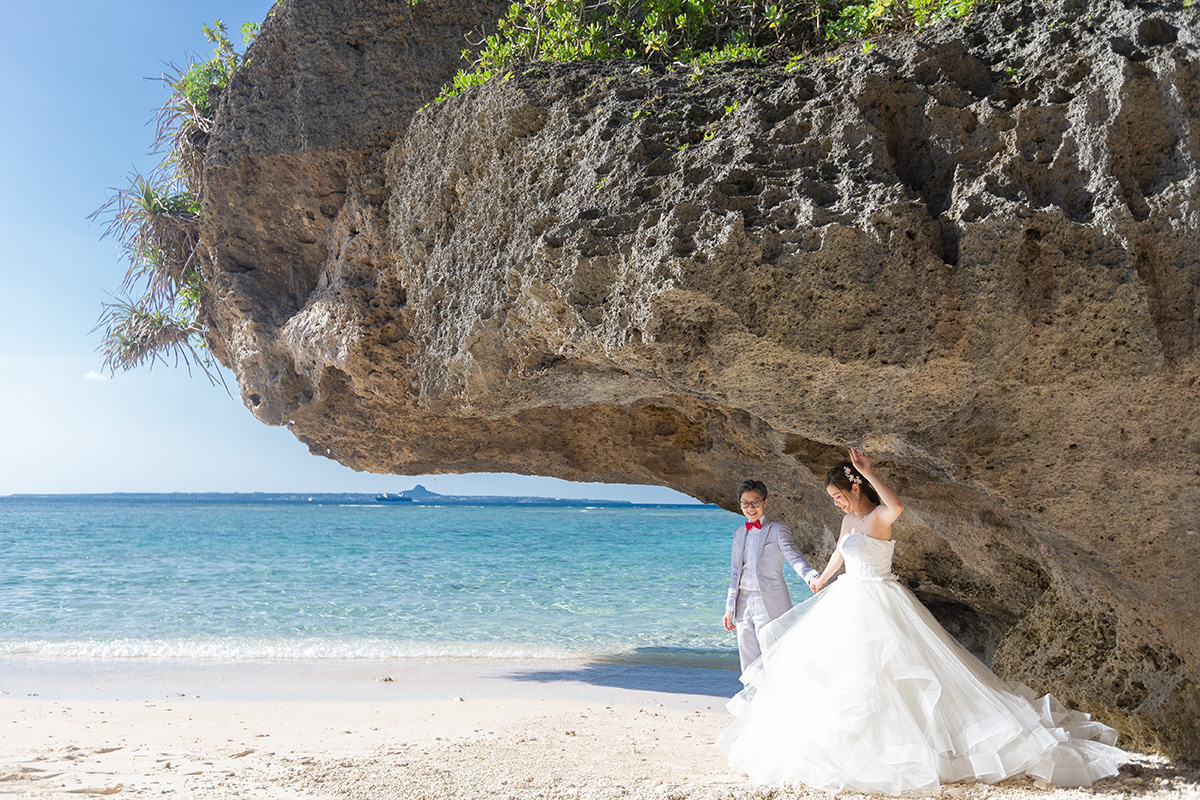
[95,297,209,376]
[93,19,259,385]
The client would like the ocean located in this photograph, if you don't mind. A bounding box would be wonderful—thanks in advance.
[0,496,804,672]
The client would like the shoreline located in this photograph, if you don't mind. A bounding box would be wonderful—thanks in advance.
[2,657,1197,799]
[0,654,742,706]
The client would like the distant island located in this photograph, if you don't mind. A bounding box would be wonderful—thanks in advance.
[3,488,708,508]
[372,484,647,507]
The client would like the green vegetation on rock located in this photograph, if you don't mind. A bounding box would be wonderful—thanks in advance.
[92,20,259,382]
[435,0,990,102]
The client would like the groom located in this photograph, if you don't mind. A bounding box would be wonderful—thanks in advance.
[723,479,819,671]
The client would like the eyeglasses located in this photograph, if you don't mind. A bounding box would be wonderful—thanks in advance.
[739,501,764,508]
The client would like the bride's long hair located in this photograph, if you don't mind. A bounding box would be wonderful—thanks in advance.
[825,461,881,506]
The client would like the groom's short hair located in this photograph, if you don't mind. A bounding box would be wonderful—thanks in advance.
[736,479,768,499]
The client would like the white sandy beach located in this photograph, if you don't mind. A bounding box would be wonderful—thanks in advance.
[1,658,1197,799]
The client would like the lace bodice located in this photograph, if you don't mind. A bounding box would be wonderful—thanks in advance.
[839,531,897,581]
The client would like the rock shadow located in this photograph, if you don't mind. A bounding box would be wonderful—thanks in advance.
[504,647,742,699]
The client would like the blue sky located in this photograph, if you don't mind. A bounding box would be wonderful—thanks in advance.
[0,1,694,503]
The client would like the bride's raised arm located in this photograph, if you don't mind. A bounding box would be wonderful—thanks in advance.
[850,448,904,525]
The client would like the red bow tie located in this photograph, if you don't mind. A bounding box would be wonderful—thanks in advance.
[745,520,762,530]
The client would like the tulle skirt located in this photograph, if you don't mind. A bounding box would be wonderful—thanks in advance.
[715,576,1125,796]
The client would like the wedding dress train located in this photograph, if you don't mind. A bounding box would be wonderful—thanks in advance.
[716,532,1125,795]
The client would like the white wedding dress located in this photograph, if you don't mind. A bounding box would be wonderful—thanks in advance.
[716,531,1125,795]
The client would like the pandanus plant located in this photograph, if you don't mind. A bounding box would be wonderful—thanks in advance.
[92,19,258,384]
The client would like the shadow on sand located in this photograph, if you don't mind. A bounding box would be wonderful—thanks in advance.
[503,647,743,699]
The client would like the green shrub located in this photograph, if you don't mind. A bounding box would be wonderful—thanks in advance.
[93,19,258,382]
[436,0,993,101]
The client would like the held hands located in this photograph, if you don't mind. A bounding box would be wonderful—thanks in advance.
[808,577,824,593]
[723,611,736,631]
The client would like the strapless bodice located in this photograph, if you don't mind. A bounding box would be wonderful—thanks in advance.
[839,531,897,581]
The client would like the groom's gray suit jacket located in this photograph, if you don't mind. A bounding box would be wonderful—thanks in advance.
[726,519,819,619]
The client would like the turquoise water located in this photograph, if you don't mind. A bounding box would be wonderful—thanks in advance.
[0,497,785,665]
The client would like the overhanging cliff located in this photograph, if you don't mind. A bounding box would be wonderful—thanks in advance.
[200,0,1200,759]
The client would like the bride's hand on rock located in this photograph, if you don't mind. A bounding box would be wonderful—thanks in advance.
[850,447,871,474]
[850,445,905,524]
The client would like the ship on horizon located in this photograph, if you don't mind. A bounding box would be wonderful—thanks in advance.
[369,484,642,507]
[374,492,414,503]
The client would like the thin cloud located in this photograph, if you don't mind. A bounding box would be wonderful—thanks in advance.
[83,371,109,381]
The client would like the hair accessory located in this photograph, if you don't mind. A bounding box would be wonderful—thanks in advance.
[844,466,863,485]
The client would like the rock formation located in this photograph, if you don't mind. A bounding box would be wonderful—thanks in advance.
[200,0,1200,760]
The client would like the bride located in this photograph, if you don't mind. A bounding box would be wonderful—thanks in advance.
[716,448,1125,795]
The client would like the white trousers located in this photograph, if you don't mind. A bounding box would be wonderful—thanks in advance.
[735,591,774,672]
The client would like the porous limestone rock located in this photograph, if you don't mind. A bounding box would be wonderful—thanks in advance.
[201,0,1200,760]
